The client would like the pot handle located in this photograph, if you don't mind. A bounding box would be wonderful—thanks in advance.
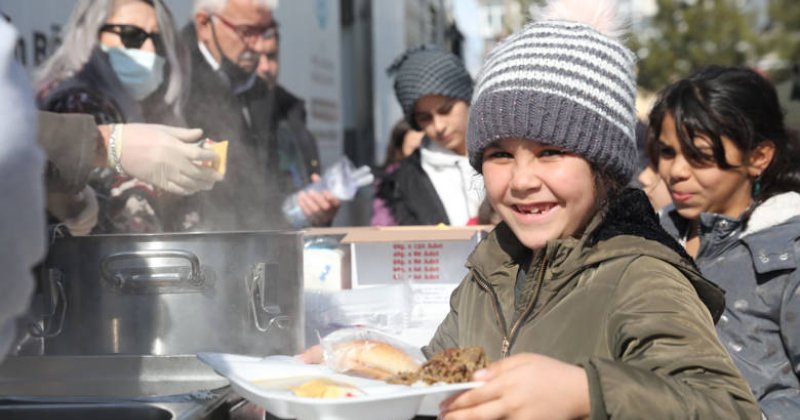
[28,268,67,338]
[247,262,290,333]
[101,250,204,290]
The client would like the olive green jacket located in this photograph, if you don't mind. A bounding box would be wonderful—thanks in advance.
[424,190,760,419]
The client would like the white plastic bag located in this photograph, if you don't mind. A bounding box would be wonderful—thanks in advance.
[320,327,426,376]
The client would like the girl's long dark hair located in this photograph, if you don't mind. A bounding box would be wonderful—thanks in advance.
[648,65,800,220]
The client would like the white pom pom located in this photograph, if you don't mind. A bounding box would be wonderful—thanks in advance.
[536,0,628,40]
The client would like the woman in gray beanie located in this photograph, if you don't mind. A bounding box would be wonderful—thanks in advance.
[427,0,759,418]
[375,45,481,226]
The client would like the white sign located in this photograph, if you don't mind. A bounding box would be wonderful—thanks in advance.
[274,1,343,169]
[2,0,74,71]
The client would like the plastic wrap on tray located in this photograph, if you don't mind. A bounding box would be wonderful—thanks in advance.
[320,328,426,380]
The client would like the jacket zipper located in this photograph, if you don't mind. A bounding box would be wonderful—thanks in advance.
[504,255,548,357]
[473,254,548,358]
[473,270,508,356]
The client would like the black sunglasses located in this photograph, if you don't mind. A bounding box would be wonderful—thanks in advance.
[99,24,163,51]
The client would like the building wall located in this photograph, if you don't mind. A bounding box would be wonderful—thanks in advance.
[371,0,452,167]
[272,1,343,169]
[371,1,408,167]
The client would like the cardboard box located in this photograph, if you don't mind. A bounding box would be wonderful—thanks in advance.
[303,226,490,346]
[343,226,485,287]
[304,226,488,288]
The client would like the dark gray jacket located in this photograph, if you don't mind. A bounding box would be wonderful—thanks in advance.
[661,192,800,419]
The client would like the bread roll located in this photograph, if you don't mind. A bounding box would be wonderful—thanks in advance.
[334,340,420,380]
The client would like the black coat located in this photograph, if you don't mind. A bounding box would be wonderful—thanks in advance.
[376,146,449,225]
[273,84,321,182]
[39,47,181,127]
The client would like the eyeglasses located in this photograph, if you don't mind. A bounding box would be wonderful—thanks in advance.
[212,14,277,44]
[99,24,163,51]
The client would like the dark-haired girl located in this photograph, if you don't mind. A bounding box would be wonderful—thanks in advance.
[650,65,800,419]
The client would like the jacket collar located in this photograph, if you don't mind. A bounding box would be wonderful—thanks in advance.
[662,192,800,250]
[468,189,725,321]
[741,192,800,237]
[740,193,800,275]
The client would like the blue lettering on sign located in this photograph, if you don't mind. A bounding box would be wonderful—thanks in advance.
[320,264,331,282]
[315,0,328,30]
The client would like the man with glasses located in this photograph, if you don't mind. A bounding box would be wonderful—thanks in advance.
[183,0,340,230]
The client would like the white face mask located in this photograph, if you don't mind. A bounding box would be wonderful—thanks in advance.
[102,45,165,101]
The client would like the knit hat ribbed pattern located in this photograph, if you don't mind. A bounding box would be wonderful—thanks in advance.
[467,20,638,183]
[388,45,474,130]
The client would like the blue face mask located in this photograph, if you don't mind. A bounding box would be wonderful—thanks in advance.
[102,45,165,101]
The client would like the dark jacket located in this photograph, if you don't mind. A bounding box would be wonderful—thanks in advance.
[181,24,291,231]
[426,189,760,419]
[661,193,800,420]
[36,111,99,195]
[376,145,449,225]
[38,48,181,127]
[273,84,320,185]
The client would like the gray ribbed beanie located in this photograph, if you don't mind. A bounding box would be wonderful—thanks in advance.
[468,0,638,184]
[388,45,474,130]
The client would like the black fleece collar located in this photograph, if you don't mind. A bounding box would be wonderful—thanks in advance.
[588,188,695,265]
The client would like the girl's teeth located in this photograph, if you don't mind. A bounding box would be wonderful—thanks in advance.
[519,206,544,214]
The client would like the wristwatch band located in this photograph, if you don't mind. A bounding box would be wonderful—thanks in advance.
[107,124,126,175]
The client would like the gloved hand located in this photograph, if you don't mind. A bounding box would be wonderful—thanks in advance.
[62,185,98,236]
[117,124,224,195]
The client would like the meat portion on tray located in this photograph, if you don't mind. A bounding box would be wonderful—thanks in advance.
[388,347,488,385]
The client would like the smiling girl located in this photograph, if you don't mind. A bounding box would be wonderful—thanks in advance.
[650,65,800,418]
[427,1,760,418]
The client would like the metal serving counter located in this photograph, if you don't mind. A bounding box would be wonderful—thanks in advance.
[0,354,235,419]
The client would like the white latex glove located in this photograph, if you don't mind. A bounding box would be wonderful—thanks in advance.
[117,124,224,195]
[62,185,98,236]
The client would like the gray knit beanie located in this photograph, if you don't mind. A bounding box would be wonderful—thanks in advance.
[468,0,638,184]
[388,45,474,130]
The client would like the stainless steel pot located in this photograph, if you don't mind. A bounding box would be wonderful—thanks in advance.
[23,230,303,356]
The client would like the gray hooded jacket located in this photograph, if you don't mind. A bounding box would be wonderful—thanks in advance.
[661,192,800,419]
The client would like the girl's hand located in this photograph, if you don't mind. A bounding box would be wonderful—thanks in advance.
[439,353,590,420]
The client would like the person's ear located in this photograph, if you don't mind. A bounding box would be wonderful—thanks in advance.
[747,140,776,177]
[194,12,212,42]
